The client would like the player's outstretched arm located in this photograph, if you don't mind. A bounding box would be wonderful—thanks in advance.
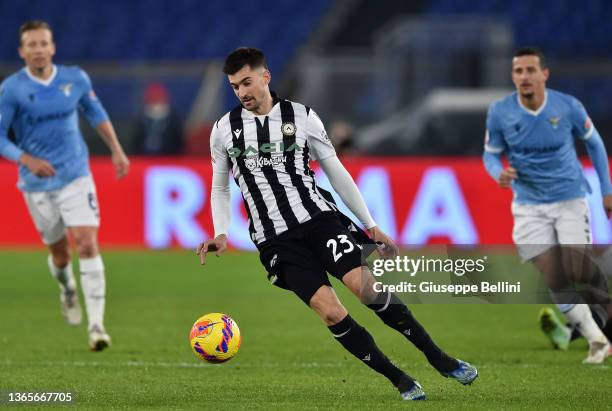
[319,156,375,227]
[77,68,129,179]
[0,82,55,177]
[483,151,516,188]
[483,105,514,188]
[583,129,612,217]
[95,121,130,180]
[198,164,231,265]
[319,155,398,257]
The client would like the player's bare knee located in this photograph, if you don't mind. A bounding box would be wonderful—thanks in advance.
[314,303,347,326]
[77,243,98,259]
[74,236,99,258]
[309,287,348,325]
[311,299,347,325]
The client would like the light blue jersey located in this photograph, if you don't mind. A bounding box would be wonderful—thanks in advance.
[483,89,612,204]
[0,65,108,192]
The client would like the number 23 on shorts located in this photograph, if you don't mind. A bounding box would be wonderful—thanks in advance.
[326,234,362,262]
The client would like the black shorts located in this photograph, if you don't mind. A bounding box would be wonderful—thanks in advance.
[258,211,367,305]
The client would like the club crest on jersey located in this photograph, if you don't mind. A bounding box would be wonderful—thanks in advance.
[59,83,73,97]
[281,122,296,136]
[244,156,257,170]
[548,116,561,129]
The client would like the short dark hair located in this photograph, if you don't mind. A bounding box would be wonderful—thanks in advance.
[513,47,547,69]
[223,47,267,75]
[19,20,53,45]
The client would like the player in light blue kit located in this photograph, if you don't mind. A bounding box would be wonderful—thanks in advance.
[0,21,130,351]
[483,47,612,364]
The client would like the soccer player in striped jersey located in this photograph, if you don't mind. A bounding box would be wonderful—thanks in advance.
[0,21,129,351]
[483,47,612,363]
[197,47,477,400]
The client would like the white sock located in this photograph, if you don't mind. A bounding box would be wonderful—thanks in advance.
[47,255,76,292]
[564,304,607,344]
[79,256,106,331]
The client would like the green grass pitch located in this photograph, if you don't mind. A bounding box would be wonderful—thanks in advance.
[0,250,609,410]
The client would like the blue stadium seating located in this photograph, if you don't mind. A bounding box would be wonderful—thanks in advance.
[425,0,612,58]
[0,0,331,74]
[0,0,331,118]
[425,0,612,117]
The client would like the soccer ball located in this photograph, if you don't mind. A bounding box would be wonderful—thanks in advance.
[189,313,241,363]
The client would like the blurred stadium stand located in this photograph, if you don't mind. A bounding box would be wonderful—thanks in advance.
[1,0,611,155]
[292,0,612,155]
[0,0,331,63]
[422,0,612,151]
[0,0,332,153]
[425,0,612,58]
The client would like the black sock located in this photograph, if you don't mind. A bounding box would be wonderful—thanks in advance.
[602,320,612,342]
[328,314,414,389]
[368,292,459,373]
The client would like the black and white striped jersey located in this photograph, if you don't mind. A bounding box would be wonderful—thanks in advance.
[210,96,336,245]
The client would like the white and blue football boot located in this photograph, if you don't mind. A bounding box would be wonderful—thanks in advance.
[400,381,426,401]
[442,360,478,385]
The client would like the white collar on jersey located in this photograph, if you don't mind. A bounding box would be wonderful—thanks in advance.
[517,90,547,116]
[24,64,57,86]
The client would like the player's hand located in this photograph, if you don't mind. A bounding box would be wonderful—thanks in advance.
[498,166,517,188]
[603,195,612,218]
[19,153,55,177]
[367,226,399,259]
[196,234,228,265]
[112,150,130,180]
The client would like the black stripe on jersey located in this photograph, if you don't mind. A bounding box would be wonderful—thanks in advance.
[229,107,276,240]
[279,100,321,216]
[301,140,322,204]
[255,116,299,227]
